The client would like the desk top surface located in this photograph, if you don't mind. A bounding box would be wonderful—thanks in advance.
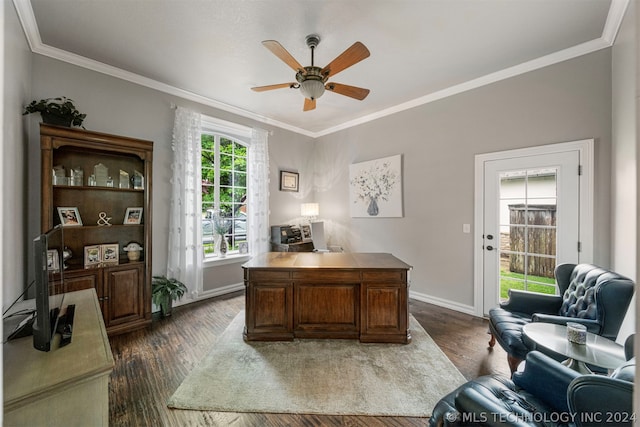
[243,252,412,270]
[523,322,626,369]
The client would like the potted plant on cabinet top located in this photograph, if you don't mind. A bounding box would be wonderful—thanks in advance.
[23,96,86,128]
[152,275,188,317]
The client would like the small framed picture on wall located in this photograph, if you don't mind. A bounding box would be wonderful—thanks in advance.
[280,170,299,192]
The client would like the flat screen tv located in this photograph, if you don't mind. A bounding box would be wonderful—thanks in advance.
[32,225,66,351]
[3,225,71,351]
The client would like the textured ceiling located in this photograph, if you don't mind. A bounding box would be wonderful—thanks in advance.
[16,0,623,136]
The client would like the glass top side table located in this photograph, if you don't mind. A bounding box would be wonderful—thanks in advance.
[523,322,626,374]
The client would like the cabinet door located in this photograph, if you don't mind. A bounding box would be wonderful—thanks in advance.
[103,264,145,328]
[360,270,410,344]
[63,270,100,293]
[245,276,293,341]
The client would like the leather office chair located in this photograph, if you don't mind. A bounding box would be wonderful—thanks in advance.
[488,263,634,374]
[429,335,635,427]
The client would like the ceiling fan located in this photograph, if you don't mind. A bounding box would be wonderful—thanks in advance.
[251,34,371,111]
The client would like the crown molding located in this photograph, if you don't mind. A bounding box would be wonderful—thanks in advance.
[315,37,612,137]
[13,0,628,139]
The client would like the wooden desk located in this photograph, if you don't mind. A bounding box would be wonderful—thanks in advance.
[3,289,114,426]
[242,252,412,344]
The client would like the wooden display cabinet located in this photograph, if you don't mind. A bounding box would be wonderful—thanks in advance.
[40,124,153,335]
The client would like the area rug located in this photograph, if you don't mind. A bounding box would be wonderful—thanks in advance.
[167,311,465,417]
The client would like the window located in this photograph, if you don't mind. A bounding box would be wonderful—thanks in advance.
[201,133,248,258]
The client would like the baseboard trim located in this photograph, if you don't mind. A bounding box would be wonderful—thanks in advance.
[170,284,479,318]
[409,290,477,316]
[170,282,245,310]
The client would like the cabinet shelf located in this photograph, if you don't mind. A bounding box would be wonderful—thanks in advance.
[53,185,145,193]
[61,224,144,230]
[41,124,153,336]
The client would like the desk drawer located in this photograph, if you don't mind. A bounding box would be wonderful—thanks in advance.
[246,270,291,281]
[362,270,406,283]
[293,270,360,282]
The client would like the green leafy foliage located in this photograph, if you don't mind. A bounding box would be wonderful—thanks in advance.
[23,97,86,127]
[151,275,188,306]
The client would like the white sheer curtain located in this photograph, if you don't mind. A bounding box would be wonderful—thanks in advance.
[167,107,203,295]
[248,128,270,255]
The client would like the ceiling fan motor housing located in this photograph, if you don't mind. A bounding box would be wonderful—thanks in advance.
[297,66,327,100]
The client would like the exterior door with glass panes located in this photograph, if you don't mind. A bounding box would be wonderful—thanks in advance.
[482,151,580,315]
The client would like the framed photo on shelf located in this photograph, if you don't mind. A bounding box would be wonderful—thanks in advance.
[47,249,60,272]
[101,243,119,264]
[57,207,83,226]
[279,170,299,192]
[301,225,312,242]
[84,245,101,268]
[123,207,143,224]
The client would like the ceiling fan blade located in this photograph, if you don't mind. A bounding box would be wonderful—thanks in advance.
[251,83,296,92]
[262,40,304,72]
[325,83,370,100]
[321,42,370,77]
[303,98,316,111]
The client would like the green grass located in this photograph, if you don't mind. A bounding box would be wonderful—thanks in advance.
[500,269,556,300]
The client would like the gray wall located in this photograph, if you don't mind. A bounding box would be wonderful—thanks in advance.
[611,0,637,343]
[2,0,32,309]
[21,54,314,305]
[612,0,637,280]
[315,50,613,308]
[3,2,634,316]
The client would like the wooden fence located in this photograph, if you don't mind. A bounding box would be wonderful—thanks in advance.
[504,204,556,278]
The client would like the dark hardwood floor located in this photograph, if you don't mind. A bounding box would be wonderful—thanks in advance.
[108,292,510,426]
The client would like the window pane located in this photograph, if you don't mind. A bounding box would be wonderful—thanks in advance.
[527,169,557,199]
[527,227,556,256]
[234,156,247,172]
[527,255,556,280]
[220,153,232,170]
[500,171,526,199]
[507,225,525,252]
[201,150,215,168]
[221,187,233,203]
[202,183,215,198]
[234,143,247,157]
[220,138,233,153]
[201,134,214,150]
[234,172,246,187]
[202,167,215,183]
[219,203,233,217]
[220,170,232,186]
[233,188,246,203]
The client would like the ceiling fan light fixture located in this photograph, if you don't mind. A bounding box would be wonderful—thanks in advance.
[300,79,325,100]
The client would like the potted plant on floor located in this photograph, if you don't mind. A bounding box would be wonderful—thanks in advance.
[152,275,188,317]
[23,96,86,128]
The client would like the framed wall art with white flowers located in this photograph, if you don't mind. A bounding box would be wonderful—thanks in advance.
[349,154,403,218]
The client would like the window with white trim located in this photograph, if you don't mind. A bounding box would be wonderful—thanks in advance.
[201,132,248,258]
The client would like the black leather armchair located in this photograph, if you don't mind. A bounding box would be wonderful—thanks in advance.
[429,342,635,427]
[488,263,634,373]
